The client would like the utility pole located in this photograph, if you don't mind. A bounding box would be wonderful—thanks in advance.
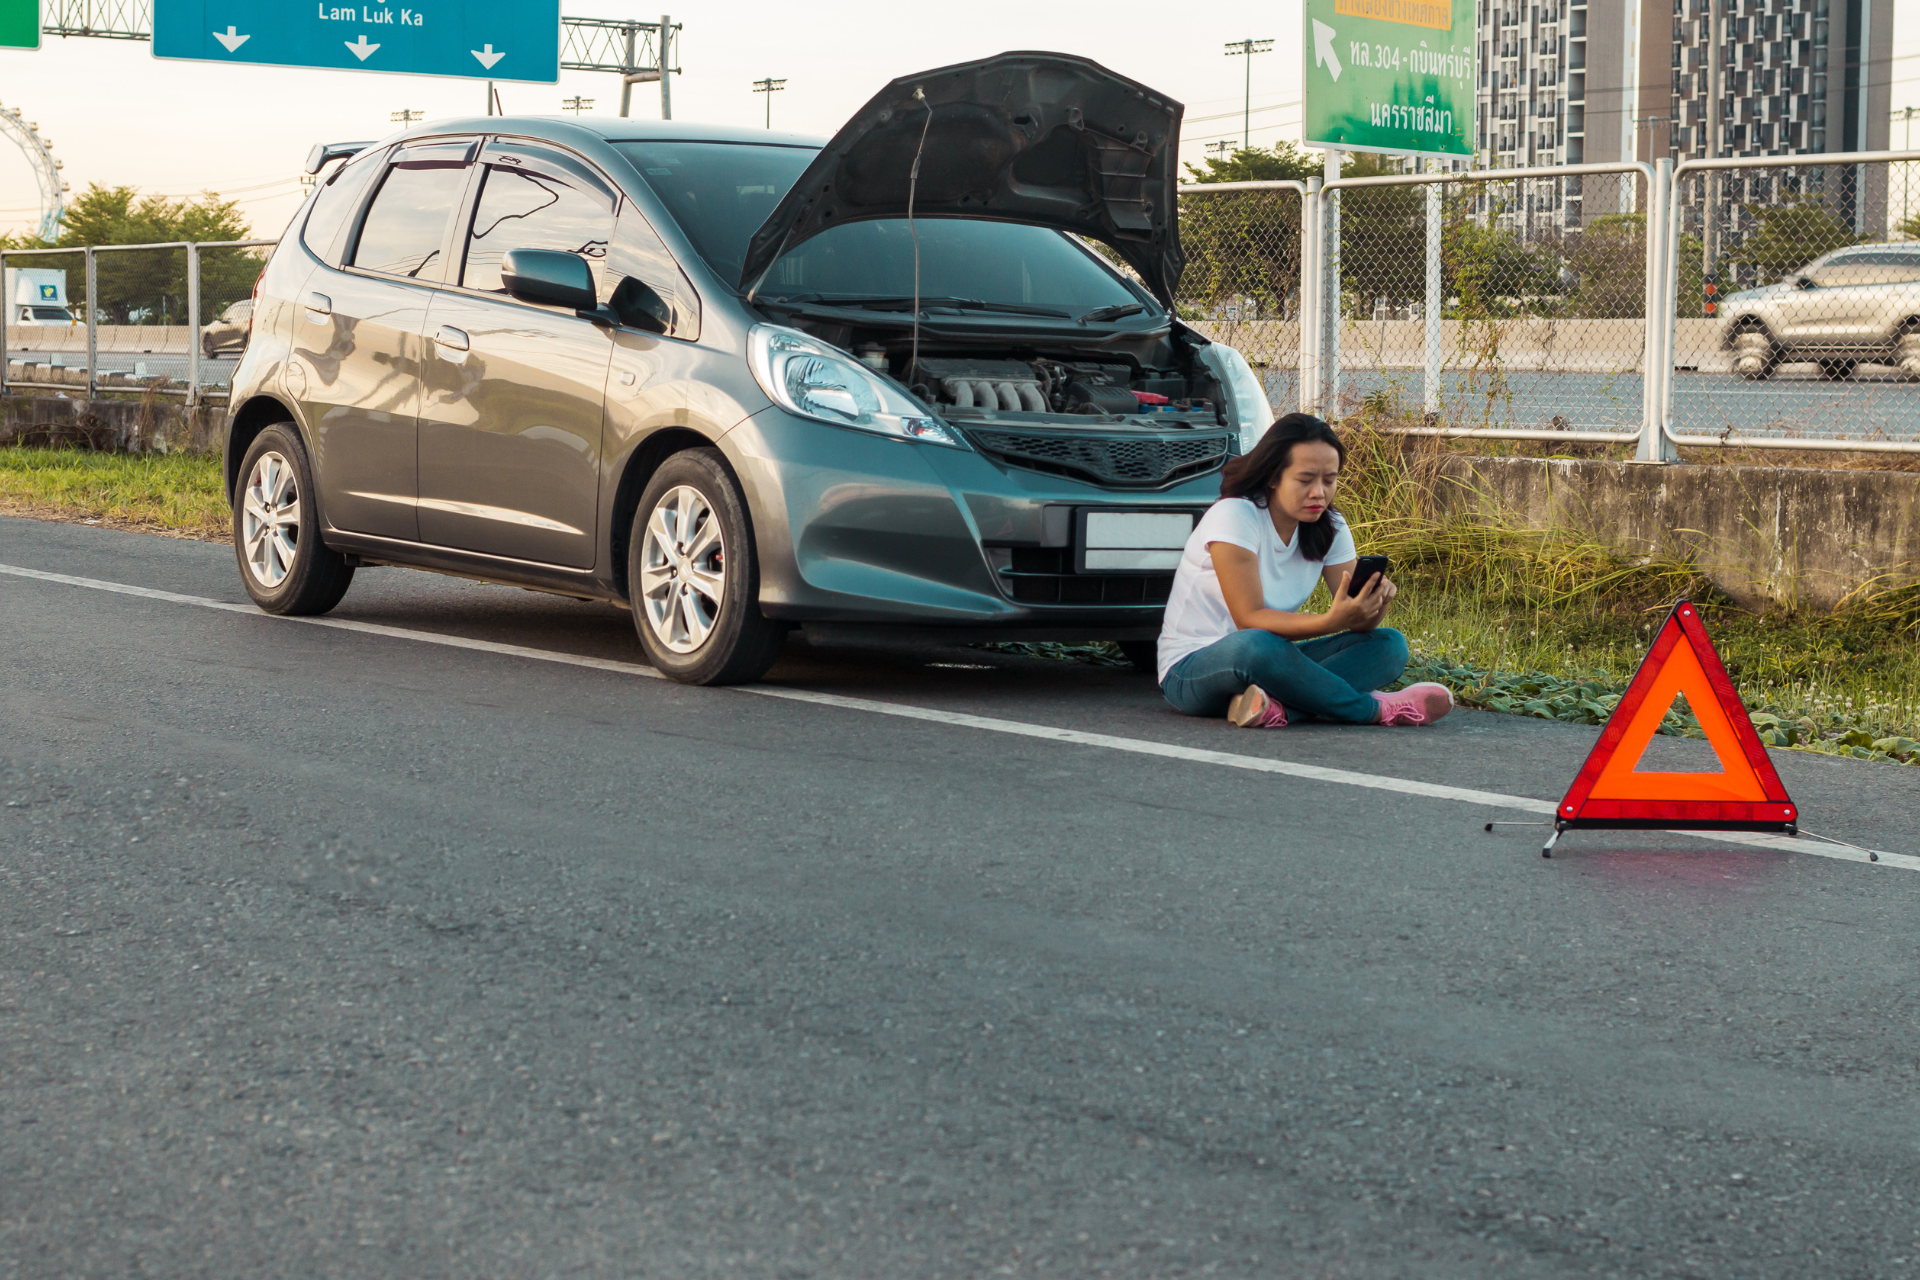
[563,96,595,115]
[752,77,786,129]
[1705,0,1722,290]
[390,109,423,125]
[1223,38,1274,152]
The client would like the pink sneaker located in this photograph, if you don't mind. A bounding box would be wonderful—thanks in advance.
[1372,682,1454,726]
[1227,683,1290,728]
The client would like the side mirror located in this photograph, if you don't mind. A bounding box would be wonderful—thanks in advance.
[501,248,598,311]
[608,276,671,335]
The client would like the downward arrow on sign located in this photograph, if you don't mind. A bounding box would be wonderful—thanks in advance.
[471,44,505,70]
[1312,20,1343,81]
[344,34,380,61]
[212,25,250,52]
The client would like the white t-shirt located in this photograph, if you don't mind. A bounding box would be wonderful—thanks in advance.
[1155,498,1356,682]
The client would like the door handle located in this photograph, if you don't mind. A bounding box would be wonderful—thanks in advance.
[434,325,470,352]
[303,292,331,319]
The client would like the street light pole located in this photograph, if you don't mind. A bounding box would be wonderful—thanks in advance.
[752,77,786,129]
[1223,38,1274,152]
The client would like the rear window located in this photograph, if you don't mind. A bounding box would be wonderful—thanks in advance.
[612,140,816,287]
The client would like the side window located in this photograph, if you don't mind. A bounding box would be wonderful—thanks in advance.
[460,162,614,296]
[351,145,475,283]
[300,147,385,266]
[606,201,701,340]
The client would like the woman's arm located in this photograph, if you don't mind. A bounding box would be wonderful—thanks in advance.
[1211,542,1388,640]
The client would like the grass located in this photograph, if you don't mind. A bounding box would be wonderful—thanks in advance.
[4,440,1916,765]
[0,445,228,539]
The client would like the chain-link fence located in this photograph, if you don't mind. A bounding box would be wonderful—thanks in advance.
[1324,164,1654,442]
[3,238,275,404]
[1172,180,1310,414]
[1667,153,1920,452]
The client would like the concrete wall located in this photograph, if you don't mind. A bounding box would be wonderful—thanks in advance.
[1432,454,1920,611]
[0,393,224,454]
[5,325,195,354]
[1191,319,1728,372]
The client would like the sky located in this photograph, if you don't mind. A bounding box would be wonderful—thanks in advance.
[0,0,1308,240]
[2,0,1918,241]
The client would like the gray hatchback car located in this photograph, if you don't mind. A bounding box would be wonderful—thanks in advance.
[224,52,1273,683]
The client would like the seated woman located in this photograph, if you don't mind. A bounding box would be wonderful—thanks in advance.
[1156,413,1453,728]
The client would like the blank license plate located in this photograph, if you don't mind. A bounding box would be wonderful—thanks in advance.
[1079,510,1195,572]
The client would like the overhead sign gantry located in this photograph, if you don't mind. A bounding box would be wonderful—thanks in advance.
[152,0,559,83]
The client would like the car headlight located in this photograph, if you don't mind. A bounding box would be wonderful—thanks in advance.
[1196,341,1274,455]
[748,324,965,449]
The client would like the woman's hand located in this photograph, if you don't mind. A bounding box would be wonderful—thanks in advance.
[1327,570,1393,632]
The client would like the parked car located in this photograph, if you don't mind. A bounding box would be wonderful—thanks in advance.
[222,52,1272,684]
[202,299,252,358]
[1721,242,1920,380]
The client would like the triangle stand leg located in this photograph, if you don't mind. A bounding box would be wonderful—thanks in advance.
[1542,821,1565,859]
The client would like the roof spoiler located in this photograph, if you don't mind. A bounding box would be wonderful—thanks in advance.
[303,141,375,175]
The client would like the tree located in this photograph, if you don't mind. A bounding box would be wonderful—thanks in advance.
[1176,145,1320,319]
[1,184,258,324]
[1724,200,1861,284]
[1563,213,1646,318]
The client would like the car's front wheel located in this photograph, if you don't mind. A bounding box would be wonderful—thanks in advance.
[1730,330,1778,381]
[232,422,354,615]
[627,448,787,685]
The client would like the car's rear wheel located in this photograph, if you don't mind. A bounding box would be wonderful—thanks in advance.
[232,422,354,615]
[1818,358,1855,380]
[628,448,787,685]
[1730,330,1778,381]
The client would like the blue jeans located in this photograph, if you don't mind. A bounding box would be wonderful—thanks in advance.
[1160,627,1410,723]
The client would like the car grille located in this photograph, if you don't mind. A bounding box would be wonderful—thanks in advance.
[965,425,1234,489]
[998,548,1174,606]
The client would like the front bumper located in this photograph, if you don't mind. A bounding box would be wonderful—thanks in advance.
[720,407,1217,629]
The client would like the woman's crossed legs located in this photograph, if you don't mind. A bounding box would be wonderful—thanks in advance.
[1159,627,1411,724]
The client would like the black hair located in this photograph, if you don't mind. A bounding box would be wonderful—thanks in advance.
[1216,413,1347,561]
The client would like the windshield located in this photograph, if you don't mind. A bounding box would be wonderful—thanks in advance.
[29,307,71,321]
[613,140,1146,313]
[613,141,815,287]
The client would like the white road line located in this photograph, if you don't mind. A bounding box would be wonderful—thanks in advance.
[4,560,1910,871]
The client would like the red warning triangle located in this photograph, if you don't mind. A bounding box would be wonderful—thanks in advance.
[1555,601,1797,832]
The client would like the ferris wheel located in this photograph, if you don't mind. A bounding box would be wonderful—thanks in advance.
[0,102,69,242]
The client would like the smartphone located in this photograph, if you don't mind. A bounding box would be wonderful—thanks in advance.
[1346,555,1390,596]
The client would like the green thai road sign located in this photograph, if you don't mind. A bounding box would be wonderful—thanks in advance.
[1301,0,1473,158]
[0,0,40,50]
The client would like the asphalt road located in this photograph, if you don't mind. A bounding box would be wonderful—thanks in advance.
[4,514,1919,1279]
[1259,367,1920,441]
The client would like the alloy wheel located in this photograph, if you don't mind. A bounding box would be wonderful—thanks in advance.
[241,450,301,588]
[638,484,726,653]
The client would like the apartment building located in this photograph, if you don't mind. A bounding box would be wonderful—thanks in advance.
[1476,0,1642,227]
[1474,0,1890,231]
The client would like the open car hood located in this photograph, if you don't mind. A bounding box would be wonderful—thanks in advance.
[739,51,1184,305]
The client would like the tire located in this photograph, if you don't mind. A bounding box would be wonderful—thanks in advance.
[1819,358,1855,381]
[1730,330,1778,381]
[231,422,354,616]
[1116,639,1159,674]
[627,448,787,685]
[202,339,217,360]
[1896,333,1920,382]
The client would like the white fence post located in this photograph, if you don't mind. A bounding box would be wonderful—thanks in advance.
[1637,157,1679,462]
[83,246,97,399]
[186,242,201,411]
[1424,159,1443,418]
[1321,150,1342,416]
[1300,176,1322,415]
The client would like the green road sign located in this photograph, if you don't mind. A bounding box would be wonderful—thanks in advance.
[1302,0,1473,158]
[1,0,39,50]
